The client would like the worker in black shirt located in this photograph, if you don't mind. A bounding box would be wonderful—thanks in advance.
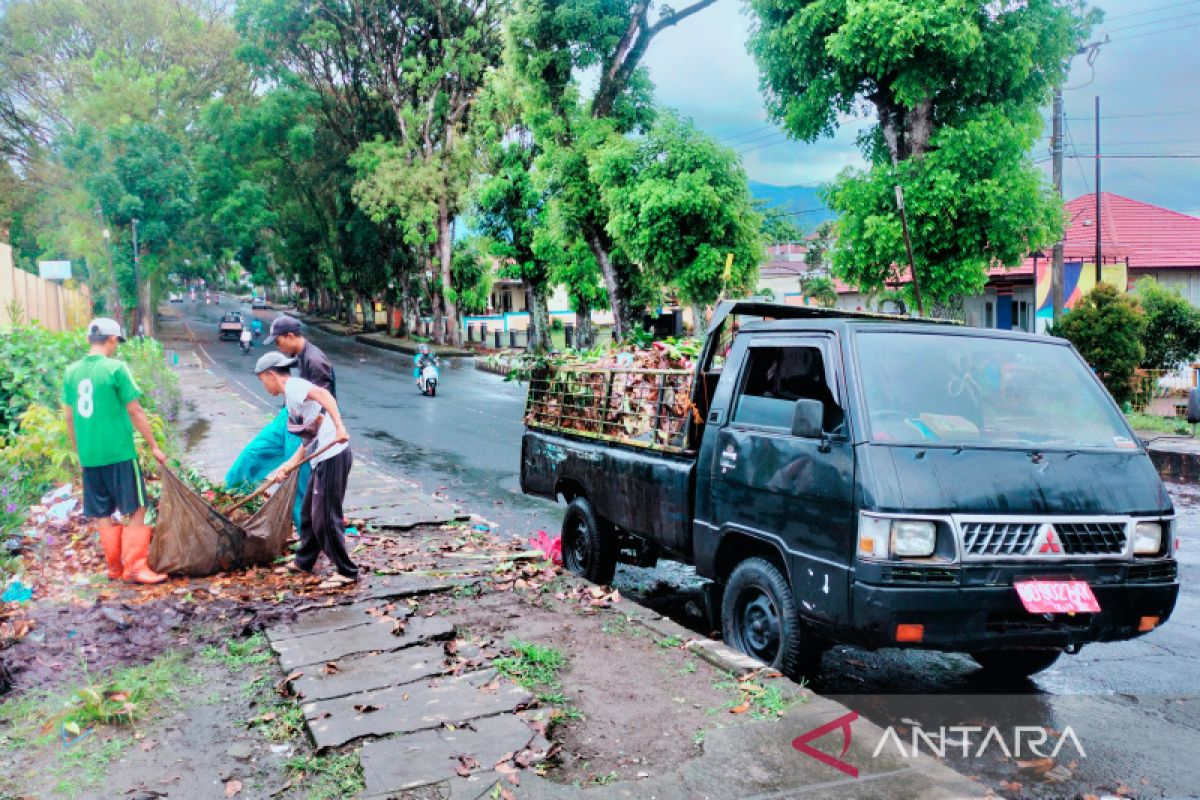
[225,315,340,536]
[264,315,337,397]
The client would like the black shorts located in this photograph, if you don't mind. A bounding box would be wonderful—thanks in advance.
[82,459,148,519]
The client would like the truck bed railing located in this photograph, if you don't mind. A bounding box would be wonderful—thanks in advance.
[525,365,698,454]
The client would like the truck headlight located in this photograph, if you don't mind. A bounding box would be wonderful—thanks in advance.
[892,521,937,557]
[1133,521,1164,555]
[858,516,937,559]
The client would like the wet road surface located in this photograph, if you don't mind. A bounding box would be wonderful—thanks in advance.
[175,301,1199,797]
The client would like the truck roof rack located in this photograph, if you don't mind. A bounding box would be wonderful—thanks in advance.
[707,300,958,334]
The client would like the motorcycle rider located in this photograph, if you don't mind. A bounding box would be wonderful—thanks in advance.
[239,326,253,354]
[413,343,438,390]
[251,318,264,339]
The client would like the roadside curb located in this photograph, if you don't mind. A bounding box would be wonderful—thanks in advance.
[1146,442,1200,483]
[475,357,515,377]
[354,332,473,358]
[622,604,771,677]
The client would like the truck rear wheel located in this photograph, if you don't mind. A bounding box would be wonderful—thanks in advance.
[561,497,617,585]
[722,557,822,680]
[971,649,1061,680]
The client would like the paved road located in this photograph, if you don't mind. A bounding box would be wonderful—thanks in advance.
[174,301,1199,797]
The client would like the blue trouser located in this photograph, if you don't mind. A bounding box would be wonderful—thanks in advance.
[224,409,310,531]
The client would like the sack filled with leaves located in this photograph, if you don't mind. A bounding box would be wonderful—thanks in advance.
[149,467,299,576]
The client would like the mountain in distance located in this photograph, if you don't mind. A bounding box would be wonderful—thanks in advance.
[748,180,836,231]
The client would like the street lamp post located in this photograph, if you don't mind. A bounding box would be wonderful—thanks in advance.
[101,227,122,322]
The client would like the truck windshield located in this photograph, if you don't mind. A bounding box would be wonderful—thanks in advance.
[856,332,1136,450]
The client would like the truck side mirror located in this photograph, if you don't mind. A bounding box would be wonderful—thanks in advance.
[1188,388,1200,425]
[791,399,824,439]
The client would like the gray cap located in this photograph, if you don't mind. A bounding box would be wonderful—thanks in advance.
[254,351,297,374]
[87,317,126,343]
[263,315,303,345]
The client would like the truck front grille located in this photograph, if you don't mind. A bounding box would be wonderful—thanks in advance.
[961,522,1040,556]
[1054,522,1128,555]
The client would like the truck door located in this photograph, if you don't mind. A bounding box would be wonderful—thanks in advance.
[708,338,855,626]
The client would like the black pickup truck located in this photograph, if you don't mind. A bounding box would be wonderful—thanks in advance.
[520,302,1180,680]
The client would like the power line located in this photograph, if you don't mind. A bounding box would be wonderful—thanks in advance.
[1105,0,1200,21]
[731,129,792,150]
[1102,9,1200,34]
[1064,117,1092,194]
[1107,19,1200,42]
[1067,153,1200,159]
[1064,109,1200,121]
[738,136,796,155]
[718,124,777,144]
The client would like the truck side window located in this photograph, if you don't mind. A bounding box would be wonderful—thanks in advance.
[732,346,844,433]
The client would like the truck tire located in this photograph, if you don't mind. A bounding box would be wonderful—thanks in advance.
[722,557,821,680]
[970,649,1061,680]
[561,497,618,586]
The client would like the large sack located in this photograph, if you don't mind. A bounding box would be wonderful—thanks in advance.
[225,409,310,531]
[149,467,299,576]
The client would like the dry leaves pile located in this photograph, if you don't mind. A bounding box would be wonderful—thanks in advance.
[525,344,700,451]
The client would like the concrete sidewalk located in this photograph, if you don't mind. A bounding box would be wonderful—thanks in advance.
[161,315,465,528]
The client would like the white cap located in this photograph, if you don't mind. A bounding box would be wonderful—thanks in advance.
[87,318,126,343]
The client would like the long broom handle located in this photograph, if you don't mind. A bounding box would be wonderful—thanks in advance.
[221,440,342,515]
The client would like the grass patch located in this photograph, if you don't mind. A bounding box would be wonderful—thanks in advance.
[0,651,193,749]
[713,672,797,720]
[0,651,195,797]
[656,635,684,649]
[493,640,583,724]
[284,752,365,799]
[1126,412,1193,435]
[249,700,307,742]
[203,633,272,671]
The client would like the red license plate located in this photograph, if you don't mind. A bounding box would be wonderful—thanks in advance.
[1014,580,1101,614]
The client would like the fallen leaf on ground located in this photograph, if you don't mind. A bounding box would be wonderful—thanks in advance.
[1015,757,1054,774]
[321,662,339,675]
[224,779,242,797]
[353,703,381,714]
[729,701,751,714]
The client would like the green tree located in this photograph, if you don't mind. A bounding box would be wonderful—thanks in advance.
[746,0,1098,311]
[1134,277,1200,370]
[590,113,765,310]
[507,0,719,339]
[1052,284,1145,405]
[758,204,805,244]
[802,275,837,308]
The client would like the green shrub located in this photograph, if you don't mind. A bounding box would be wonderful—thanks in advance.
[0,327,83,436]
[1051,283,1146,404]
[1134,277,1200,370]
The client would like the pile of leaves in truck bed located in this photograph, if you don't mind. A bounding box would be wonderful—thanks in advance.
[522,339,702,451]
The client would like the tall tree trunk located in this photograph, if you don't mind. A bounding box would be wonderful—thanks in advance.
[358,292,375,331]
[437,197,460,347]
[584,224,638,340]
[574,306,595,349]
[386,300,397,336]
[140,279,154,337]
[342,291,355,327]
[529,289,551,351]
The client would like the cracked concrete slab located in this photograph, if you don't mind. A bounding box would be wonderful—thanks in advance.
[359,574,477,601]
[272,615,454,671]
[265,602,410,643]
[289,645,448,702]
[303,668,532,749]
[359,713,548,795]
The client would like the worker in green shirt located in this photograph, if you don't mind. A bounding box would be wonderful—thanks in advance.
[62,318,169,584]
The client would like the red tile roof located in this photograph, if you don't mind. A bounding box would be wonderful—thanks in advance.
[1031,192,1200,269]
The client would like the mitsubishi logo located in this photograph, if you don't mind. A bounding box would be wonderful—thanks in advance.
[1037,525,1062,554]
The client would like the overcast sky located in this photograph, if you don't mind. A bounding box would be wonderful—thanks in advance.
[641,0,1200,216]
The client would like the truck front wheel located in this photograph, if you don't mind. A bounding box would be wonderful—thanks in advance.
[722,558,821,680]
[561,497,618,585]
[970,649,1061,680]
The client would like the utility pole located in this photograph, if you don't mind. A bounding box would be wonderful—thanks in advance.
[894,185,924,316]
[1051,86,1065,323]
[131,218,141,336]
[1094,95,1102,285]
